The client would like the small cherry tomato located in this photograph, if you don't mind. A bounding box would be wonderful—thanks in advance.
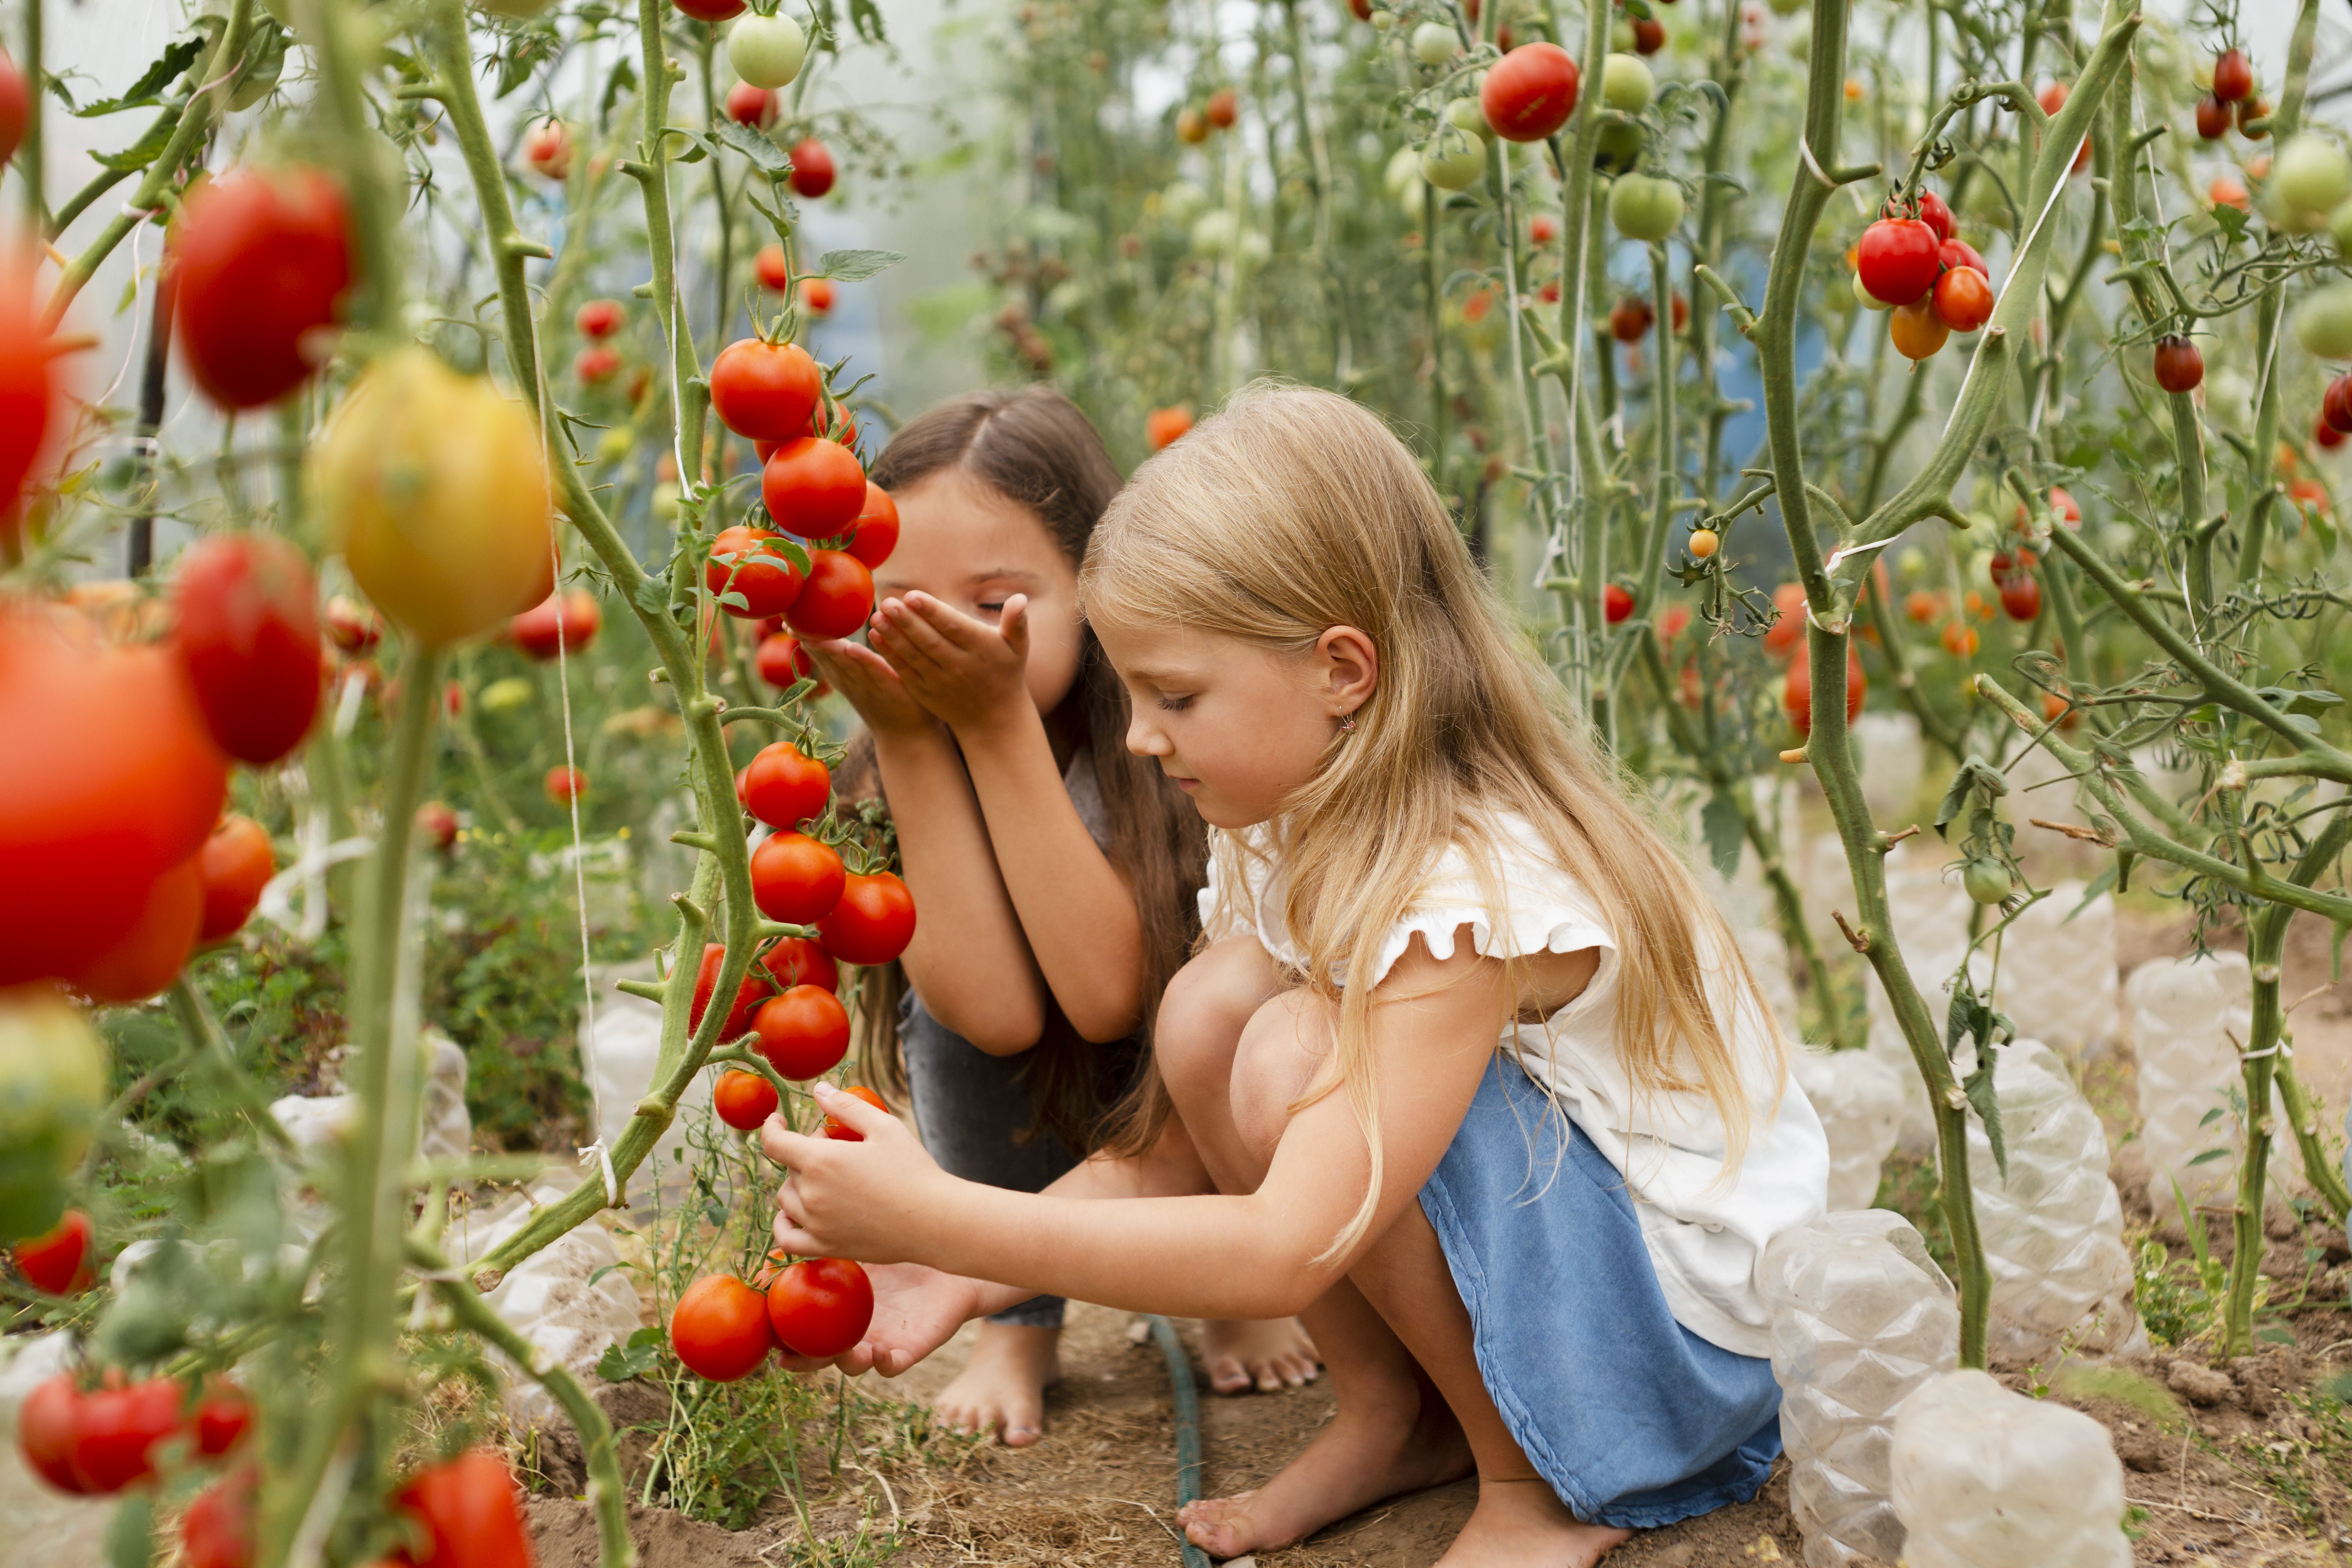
[714,1070,780,1131]
[1688,527,1719,559]
[1855,217,1939,305]
[1889,296,1950,360]
[2211,49,2252,105]
[691,941,783,1040]
[766,1257,873,1357]
[2151,335,2204,394]
[544,765,587,806]
[755,243,792,292]
[2194,94,2232,140]
[753,985,851,1080]
[1962,857,2012,905]
[673,0,747,18]
[1999,573,2042,622]
[1940,621,1979,657]
[11,1207,93,1294]
[788,137,836,199]
[417,802,460,852]
[1910,189,1954,243]
[822,1085,889,1141]
[172,168,354,410]
[1608,296,1655,342]
[575,299,625,339]
[1480,42,1578,142]
[574,345,621,385]
[522,119,572,180]
[750,832,845,924]
[744,742,832,830]
[508,589,601,660]
[1781,650,1866,738]
[724,81,774,128]
[1603,583,1634,624]
[845,482,899,568]
[1205,87,1238,128]
[1904,589,1937,623]
[705,525,805,619]
[758,631,816,689]
[708,338,821,442]
[1932,266,1994,333]
[1762,582,1807,660]
[816,871,917,966]
[1146,406,1194,450]
[198,816,275,943]
[172,533,322,766]
[799,277,836,316]
[783,550,875,641]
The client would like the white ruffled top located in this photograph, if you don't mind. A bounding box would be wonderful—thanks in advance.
[1200,814,1829,1358]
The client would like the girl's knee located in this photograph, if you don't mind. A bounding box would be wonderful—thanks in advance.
[1158,938,1281,1105]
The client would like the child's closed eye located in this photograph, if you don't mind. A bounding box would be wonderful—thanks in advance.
[1157,694,1194,713]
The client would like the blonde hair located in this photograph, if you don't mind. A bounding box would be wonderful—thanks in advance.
[1081,382,1788,1256]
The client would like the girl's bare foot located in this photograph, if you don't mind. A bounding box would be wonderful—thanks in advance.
[1436,1476,1632,1567]
[1201,1316,1322,1394]
[933,1321,1061,1447]
[1176,1376,1470,1557]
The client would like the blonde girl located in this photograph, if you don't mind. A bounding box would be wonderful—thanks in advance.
[770,383,1827,1565]
[807,387,1319,1445]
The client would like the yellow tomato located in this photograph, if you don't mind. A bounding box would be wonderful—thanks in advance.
[316,348,554,648]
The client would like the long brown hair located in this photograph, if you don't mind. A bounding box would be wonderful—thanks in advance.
[845,387,1207,1152]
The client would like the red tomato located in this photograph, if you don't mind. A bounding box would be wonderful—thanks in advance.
[180,1467,257,1568]
[198,815,275,943]
[69,1377,185,1493]
[2210,175,2249,211]
[691,941,777,1039]
[74,854,203,1004]
[0,252,54,526]
[1999,573,2041,621]
[1782,651,1866,738]
[1762,582,1807,660]
[822,1085,888,1140]
[172,169,354,410]
[1603,583,1634,624]
[751,832,846,923]
[1205,88,1238,129]
[766,1257,874,1357]
[19,1374,88,1493]
[714,1069,780,1131]
[673,0,747,17]
[12,1207,93,1294]
[2152,335,2204,394]
[705,525,805,619]
[1658,605,1690,642]
[0,49,25,166]
[755,243,792,292]
[784,550,875,641]
[324,595,381,653]
[523,119,572,179]
[1631,15,1664,53]
[1480,43,1578,142]
[2049,485,2081,527]
[1889,297,1949,360]
[800,278,836,316]
[671,1274,778,1380]
[2212,48,2252,105]
[575,299,624,339]
[709,338,821,442]
[170,533,322,766]
[757,631,816,688]
[845,482,899,568]
[396,1450,534,1568]
[761,436,867,537]
[417,801,460,852]
[744,742,831,829]
[1609,297,1655,343]
[1530,213,1560,246]
[2319,411,2349,450]
[788,137,836,198]
[1936,236,1988,278]
[754,986,851,1079]
[508,589,600,660]
[193,1382,253,1457]
[1909,189,1954,242]
[724,81,775,128]
[816,871,916,966]
[1145,406,1194,450]
[575,345,621,385]
[544,766,587,806]
[2035,81,2092,172]
[1855,217,1939,306]
[1932,266,1994,333]
[2194,94,2232,140]
[767,935,839,992]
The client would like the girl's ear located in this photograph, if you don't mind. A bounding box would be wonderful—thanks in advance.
[1315,624,1379,719]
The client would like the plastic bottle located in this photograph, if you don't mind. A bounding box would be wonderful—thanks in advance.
[1864,841,1977,1155]
[1791,1050,1906,1211]
[2127,952,2252,1211]
[1966,1039,2136,1361]
[1890,1368,2130,1567]
[1761,1209,1960,1567]
[1996,883,2118,1064]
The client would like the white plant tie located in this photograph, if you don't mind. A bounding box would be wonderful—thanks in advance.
[258,828,374,942]
[548,539,614,1204]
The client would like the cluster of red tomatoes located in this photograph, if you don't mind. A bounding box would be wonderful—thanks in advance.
[1986,543,2042,623]
[1852,189,1996,361]
[1177,87,1241,144]
[573,296,628,390]
[669,1256,875,1382]
[2194,47,2269,143]
[0,532,323,1002]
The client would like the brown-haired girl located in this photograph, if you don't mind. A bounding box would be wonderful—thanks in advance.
[805,386,1320,1444]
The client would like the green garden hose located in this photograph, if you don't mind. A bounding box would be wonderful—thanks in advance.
[1146,1315,1213,1568]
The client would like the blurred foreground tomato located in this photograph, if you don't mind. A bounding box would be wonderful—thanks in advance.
[0,252,55,530]
[172,533,322,764]
[11,1207,93,1294]
[508,589,600,660]
[180,1467,258,1568]
[172,168,354,409]
[0,994,109,1243]
[395,1449,536,1568]
[198,816,276,941]
[72,854,203,1003]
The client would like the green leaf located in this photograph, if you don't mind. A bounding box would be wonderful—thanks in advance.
[595,1324,666,1382]
[2186,1146,2233,1166]
[1964,1046,2007,1180]
[712,119,794,177]
[91,107,183,174]
[818,248,908,283]
[632,579,669,619]
[105,1495,156,1568]
[2197,1105,2227,1128]
[2256,1325,2296,1346]
[1700,790,1744,881]
[72,33,205,117]
[2065,865,2116,922]
[2211,203,2250,241]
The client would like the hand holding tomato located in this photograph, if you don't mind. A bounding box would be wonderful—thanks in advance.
[764,1080,948,1266]
[868,591,1034,735]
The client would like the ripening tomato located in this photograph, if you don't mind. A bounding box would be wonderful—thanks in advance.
[508,589,600,660]
[2212,48,2252,105]
[1603,583,1634,623]
[788,137,836,198]
[193,1382,252,1457]
[710,338,821,442]
[706,526,805,619]
[0,50,25,166]
[397,1450,534,1568]
[800,277,836,317]
[2320,409,2350,449]
[69,1377,185,1493]
[1530,213,1560,246]
[1932,266,1994,333]
[725,81,775,128]
[744,742,831,830]
[1855,217,1940,305]
[2195,94,2232,140]
[1782,650,1866,738]
[11,1207,93,1294]
[1480,42,1577,142]
[844,482,899,569]
[172,533,322,766]
[180,1467,256,1568]
[0,254,56,525]
[1761,582,1807,660]
[755,243,792,292]
[544,766,587,806]
[324,595,381,653]
[1631,15,1664,53]
[758,631,817,689]
[1205,87,1238,129]
[317,348,553,648]
[2037,80,2092,172]
[1889,297,1949,360]
[1177,108,1208,144]
[1936,236,1988,278]
[172,168,354,410]
[673,0,747,18]
[1940,621,1979,657]
[1146,406,1194,450]
[1609,297,1654,342]
[714,1070,780,1131]
[575,346,621,386]
[751,832,846,924]
[817,871,916,966]
[767,935,839,992]
[784,550,875,641]
[762,436,867,537]
[198,816,275,943]
[754,985,851,1079]
[1999,573,2041,622]
[822,1085,888,1141]
[2048,485,2080,527]
[523,119,571,179]
[1688,527,1719,559]
[1903,589,1938,624]
[2152,334,2204,394]
[766,1257,873,1358]
[19,1374,88,1493]
[417,801,461,852]
[2324,376,2352,436]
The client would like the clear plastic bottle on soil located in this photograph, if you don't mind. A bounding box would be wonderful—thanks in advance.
[1994,882,2118,1063]
[1966,1039,2136,1361]
[1890,1368,2130,1568]
[1760,1208,1960,1568]
[1791,1050,1906,1212]
[2127,952,2253,1211]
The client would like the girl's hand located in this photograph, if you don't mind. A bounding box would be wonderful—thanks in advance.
[869,591,1034,736]
[770,1261,985,1379]
[800,635,935,737]
[763,1081,955,1265]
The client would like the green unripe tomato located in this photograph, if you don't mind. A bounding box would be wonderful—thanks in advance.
[1370,8,1396,28]
[481,676,536,713]
[1961,857,2012,905]
[1593,119,1645,175]
[652,481,682,521]
[598,428,634,463]
[1601,53,1655,114]
[1420,125,1486,191]
[1445,97,1494,142]
[1410,21,1459,66]
[1190,209,1240,254]
[2294,281,2352,361]
[2328,197,2352,258]
[1853,269,1891,311]
[1383,145,1423,200]
[2272,135,2352,226]
[728,13,808,91]
[0,995,108,1244]
[1608,173,1684,240]
[1610,18,1635,50]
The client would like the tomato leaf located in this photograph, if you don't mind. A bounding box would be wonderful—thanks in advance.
[1699,789,1744,881]
[712,120,794,178]
[91,109,183,174]
[595,1324,666,1383]
[65,32,205,117]
[817,248,906,283]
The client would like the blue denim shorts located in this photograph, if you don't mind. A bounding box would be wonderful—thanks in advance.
[1418,1056,1784,1530]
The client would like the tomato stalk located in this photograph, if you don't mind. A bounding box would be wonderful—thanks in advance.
[19,0,41,230]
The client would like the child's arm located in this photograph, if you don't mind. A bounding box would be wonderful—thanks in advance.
[870,591,1148,1043]
[801,637,1050,1051]
[764,933,1528,1322]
